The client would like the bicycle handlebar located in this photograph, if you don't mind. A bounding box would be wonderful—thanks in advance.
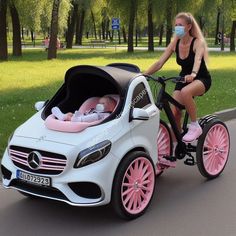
[144,74,185,84]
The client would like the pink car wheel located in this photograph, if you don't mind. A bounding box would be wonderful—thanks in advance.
[196,119,230,179]
[112,151,155,219]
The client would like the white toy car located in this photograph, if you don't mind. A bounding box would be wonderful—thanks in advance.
[1,63,162,219]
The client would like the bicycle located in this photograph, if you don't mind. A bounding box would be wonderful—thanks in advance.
[146,74,230,179]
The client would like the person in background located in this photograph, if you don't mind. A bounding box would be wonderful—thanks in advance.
[43,36,50,50]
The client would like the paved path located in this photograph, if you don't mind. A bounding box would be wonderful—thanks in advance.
[17,44,232,52]
[1,119,236,236]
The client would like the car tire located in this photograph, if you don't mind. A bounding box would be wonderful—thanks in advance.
[112,151,156,220]
[196,119,230,179]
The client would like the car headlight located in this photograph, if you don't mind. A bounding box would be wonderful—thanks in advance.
[74,140,112,168]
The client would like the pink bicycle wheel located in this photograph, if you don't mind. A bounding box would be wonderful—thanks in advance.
[112,152,155,219]
[157,120,173,174]
[196,120,230,179]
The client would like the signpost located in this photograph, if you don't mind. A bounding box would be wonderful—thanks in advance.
[112,18,120,51]
[112,18,120,30]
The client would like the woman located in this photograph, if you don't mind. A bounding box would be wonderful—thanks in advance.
[145,12,211,143]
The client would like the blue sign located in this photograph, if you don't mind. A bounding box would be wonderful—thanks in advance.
[112,18,120,30]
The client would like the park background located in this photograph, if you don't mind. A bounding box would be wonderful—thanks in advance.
[0,0,236,158]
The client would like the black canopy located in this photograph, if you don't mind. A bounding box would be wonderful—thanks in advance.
[42,64,140,120]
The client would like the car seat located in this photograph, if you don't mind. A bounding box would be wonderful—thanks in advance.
[45,95,119,133]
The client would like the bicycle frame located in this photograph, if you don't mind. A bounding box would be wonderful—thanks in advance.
[147,75,197,162]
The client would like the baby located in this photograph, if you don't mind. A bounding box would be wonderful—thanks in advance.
[51,96,116,122]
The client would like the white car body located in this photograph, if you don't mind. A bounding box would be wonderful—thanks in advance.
[1,64,160,208]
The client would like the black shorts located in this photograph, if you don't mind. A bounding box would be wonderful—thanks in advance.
[175,76,212,93]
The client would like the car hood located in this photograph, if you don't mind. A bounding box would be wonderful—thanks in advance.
[14,112,123,147]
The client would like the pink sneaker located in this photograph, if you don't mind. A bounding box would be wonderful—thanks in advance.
[182,124,202,143]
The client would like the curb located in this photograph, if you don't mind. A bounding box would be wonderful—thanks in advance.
[214,107,236,122]
[1,108,236,182]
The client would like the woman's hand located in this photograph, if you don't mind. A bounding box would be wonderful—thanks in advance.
[184,73,196,83]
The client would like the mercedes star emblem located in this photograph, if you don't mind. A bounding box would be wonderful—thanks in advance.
[27,151,42,170]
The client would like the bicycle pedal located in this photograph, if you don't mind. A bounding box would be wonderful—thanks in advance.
[163,156,177,162]
[184,158,196,166]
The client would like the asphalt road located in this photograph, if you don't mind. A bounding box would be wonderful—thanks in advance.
[1,119,236,236]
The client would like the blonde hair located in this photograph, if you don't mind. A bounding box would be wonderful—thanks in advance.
[175,12,208,60]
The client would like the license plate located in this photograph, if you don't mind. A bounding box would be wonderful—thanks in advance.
[16,170,51,187]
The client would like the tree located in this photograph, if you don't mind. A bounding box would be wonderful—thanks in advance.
[9,0,22,56]
[66,2,78,48]
[215,7,221,45]
[106,0,138,51]
[147,0,154,51]
[76,6,86,45]
[90,8,97,39]
[17,0,45,43]
[0,0,8,61]
[230,20,236,50]
[166,0,173,46]
[230,0,236,51]
[127,0,137,52]
[48,0,61,59]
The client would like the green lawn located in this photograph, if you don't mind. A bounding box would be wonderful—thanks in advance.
[0,48,236,158]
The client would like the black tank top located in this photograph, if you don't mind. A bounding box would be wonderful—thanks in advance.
[176,38,210,79]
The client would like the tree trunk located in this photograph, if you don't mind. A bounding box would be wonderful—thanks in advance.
[135,28,138,47]
[91,9,97,39]
[9,2,22,56]
[159,24,164,46]
[166,0,173,46]
[75,7,80,44]
[118,29,121,44]
[148,0,154,52]
[122,26,127,43]
[101,20,106,40]
[198,15,205,30]
[78,9,85,45]
[48,0,60,60]
[21,26,24,40]
[127,0,136,52]
[215,8,220,45]
[230,20,236,51]
[67,3,78,48]
[0,0,8,60]
[30,30,34,42]
[110,30,113,42]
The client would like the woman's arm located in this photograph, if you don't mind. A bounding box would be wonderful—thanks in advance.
[144,38,177,75]
[192,39,205,75]
[185,39,205,82]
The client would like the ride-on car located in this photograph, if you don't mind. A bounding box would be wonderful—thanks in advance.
[1,63,230,219]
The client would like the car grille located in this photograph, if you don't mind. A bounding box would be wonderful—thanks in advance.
[9,145,67,175]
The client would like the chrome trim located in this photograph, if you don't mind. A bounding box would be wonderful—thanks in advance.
[3,185,106,207]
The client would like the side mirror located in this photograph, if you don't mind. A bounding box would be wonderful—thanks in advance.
[132,108,149,121]
[35,101,46,111]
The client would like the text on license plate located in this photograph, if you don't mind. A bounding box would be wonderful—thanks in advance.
[16,170,51,187]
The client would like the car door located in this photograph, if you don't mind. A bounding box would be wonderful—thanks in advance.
[129,80,160,161]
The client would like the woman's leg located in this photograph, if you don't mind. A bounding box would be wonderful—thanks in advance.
[172,90,184,131]
[180,80,205,122]
[180,80,206,142]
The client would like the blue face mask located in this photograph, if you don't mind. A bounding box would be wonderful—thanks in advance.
[174,26,185,38]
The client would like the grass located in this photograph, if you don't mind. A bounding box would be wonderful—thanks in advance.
[0,48,236,158]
